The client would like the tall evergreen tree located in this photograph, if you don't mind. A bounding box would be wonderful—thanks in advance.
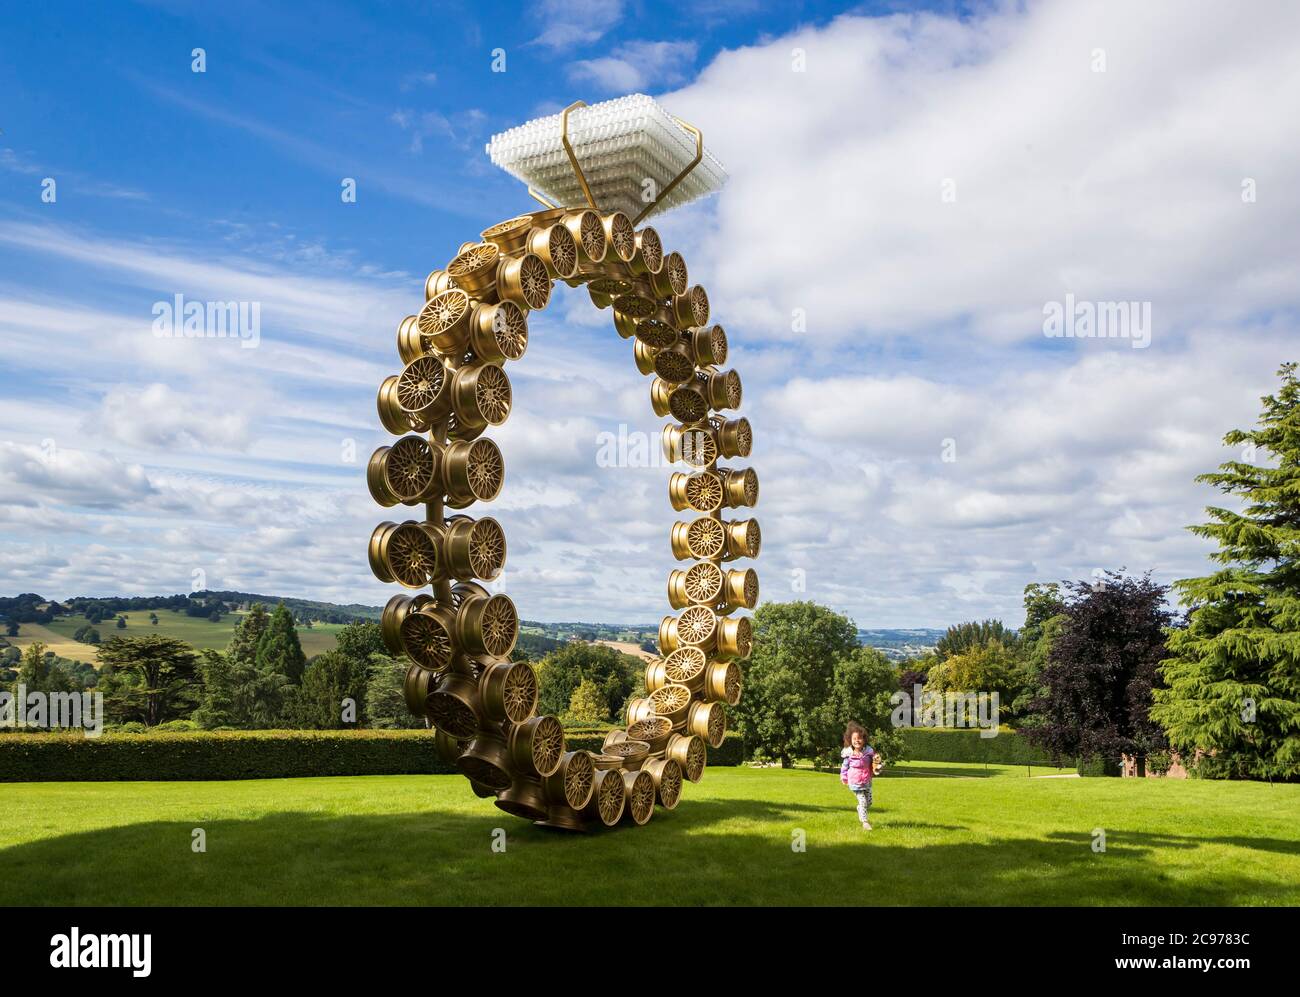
[97,634,200,726]
[255,602,306,684]
[1152,363,1300,780]
[192,649,288,729]
[365,654,425,730]
[226,602,271,666]
[291,651,368,728]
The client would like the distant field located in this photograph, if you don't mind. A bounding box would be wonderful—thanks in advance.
[11,609,344,665]
[5,622,97,665]
[596,639,656,662]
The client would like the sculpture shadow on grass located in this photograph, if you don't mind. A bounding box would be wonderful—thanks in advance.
[0,796,1292,907]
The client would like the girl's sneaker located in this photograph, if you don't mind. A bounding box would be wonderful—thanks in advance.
[862,821,872,831]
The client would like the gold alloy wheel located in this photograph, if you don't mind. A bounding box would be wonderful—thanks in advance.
[371,210,758,831]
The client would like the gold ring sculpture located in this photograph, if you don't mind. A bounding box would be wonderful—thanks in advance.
[369,99,756,831]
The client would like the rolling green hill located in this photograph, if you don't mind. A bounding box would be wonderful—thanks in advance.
[15,609,346,666]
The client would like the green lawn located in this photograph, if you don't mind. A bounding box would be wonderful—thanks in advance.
[2,762,1297,905]
[27,609,344,663]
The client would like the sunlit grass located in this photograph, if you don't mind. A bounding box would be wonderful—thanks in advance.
[1,763,1296,905]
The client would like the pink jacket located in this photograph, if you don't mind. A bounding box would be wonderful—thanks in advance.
[840,747,875,789]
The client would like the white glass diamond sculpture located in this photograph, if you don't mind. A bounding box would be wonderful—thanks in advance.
[486,94,728,221]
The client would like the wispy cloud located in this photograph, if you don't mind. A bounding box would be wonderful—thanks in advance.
[399,70,438,90]
[530,0,624,49]
[1,147,150,201]
[123,73,487,215]
[389,107,486,154]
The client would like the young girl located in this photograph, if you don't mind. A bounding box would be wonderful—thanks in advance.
[840,721,883,830]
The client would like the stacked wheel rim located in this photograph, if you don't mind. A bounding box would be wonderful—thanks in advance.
[371,210,758,831]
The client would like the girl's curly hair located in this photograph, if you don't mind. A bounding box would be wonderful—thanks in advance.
[842,721,867,747]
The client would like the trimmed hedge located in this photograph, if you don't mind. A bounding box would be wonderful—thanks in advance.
[0,728,744,782]
[899,727,1057,766]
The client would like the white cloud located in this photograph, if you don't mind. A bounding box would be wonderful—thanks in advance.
[663,1,1300,344]
[93,384,257,452]
[569,41,699,92]
[0,443,156,510]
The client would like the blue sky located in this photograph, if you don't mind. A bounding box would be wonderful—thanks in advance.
[2,0,958,264]
[2,0,1298,627]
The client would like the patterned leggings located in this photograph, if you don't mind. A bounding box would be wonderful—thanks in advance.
[852,784,873,822]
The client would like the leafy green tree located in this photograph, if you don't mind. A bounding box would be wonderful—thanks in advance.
[115,616,127,629]
[535,643,638,720]
[51,656,95,690]
[894,658,932,727]
[255,602,306,684]
[5,643,75,729]
[1152,363,1300,780]
[291,651,368,728]
[734,601,898,767]
[1006,584,1068,723]
[935,619,1017,659]
[191,649,288,729]
[5,621,18,637]
[926,639,1024,725]
[149,612,159,626]
[1012,616,1064,724]
[96,634,200,726]
[226,603,271,666]
[821,644,903,767]
[336,621,386,669]
[1021,583,1065,646]
[365,653,425,729]
[567,678,609,724]
[14,642,73,696]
